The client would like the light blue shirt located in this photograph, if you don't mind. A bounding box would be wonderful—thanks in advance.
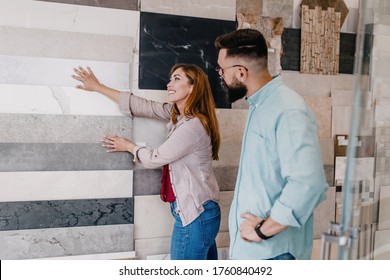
[229,75,329,260]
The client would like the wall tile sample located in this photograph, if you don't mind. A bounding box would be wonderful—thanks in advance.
[0,143,133,171]
[0,224,134,259]
[281,28,356,74]
[0,114,132,143]
[133,169,162,196]
[139,12,236,108]
[0,198,133,231]
[140,0,236,21]
[35,0,138,10]
[0,170,133,202]
[378,185,390,230]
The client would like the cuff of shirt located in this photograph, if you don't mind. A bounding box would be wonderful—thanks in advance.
[119,91,134,117]
[270,200,302,228]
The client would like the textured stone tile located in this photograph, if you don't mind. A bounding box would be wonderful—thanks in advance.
[0,197,133,231]
[35,0,138,10]
[39,251,136,260]
[140,0,235,20]
[0,55,129,88]
[133,169,162,196]
[335,157,375,181]
[0,170,133,202]
[0,224,133,259]
[0,26,133,62]
[0,0,139,37]
[0,143,133,171]
[0,114,132,143]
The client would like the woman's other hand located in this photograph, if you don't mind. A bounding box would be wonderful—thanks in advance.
[72,66,101,91]
[101,135,135,153]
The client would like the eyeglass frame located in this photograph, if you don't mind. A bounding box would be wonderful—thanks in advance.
[215,64,248,77]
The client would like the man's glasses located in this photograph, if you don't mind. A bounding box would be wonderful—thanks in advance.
[215,65,248,77]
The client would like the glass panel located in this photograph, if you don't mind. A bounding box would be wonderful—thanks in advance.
[338,0,390,260]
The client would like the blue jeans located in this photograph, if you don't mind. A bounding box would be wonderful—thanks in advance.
[267,253,295,260]
[170,200,221,260]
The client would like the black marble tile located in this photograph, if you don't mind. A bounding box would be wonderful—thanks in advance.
[139,12,236,108]
[281,28,356,74]
[0,198,133,231]
[34,0,138,10]
[0,143,133,171]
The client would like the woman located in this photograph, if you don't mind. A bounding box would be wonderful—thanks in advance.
[72,64,221,260]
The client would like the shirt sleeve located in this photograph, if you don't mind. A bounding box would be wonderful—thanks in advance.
[133,119,201,169]
[119,91,173,121]
[270,109,329,227]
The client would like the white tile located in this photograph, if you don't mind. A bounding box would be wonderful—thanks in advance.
[0,55,129,89]
[335,157,375,181]
[0,0,140,37]
[0,84,123,116]
[135,236,171,258]
[0,224,134,259]
[133,117,168,149]
[134,195,173,239]
[0,170,133,202]
[140,0,236,21]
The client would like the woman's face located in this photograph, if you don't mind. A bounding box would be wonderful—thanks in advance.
[167,68,193,107]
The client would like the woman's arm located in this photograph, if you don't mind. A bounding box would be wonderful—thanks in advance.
[72,66,120,103]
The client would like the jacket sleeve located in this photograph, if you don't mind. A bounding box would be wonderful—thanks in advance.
[133,119,201,169]
[119,91,173,121]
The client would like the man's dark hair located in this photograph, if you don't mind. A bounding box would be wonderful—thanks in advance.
[215,29,268,69]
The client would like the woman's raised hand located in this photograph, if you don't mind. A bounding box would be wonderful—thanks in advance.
[72,66,101,91]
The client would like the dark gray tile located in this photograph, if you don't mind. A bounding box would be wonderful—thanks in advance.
[0,198,133,231]
[0,143,133,171]
[324,165,335,187]
[133,168,162,196]
[35,0,138,10]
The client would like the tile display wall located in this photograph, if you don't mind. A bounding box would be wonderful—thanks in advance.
[0,0,137,259]
[0,0,359,260]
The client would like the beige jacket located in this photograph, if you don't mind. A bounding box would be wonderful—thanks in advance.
[119,92,220,226]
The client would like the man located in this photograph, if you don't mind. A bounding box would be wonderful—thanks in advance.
[215,29,328,260]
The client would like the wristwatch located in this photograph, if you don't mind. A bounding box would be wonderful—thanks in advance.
[254,220,274,240]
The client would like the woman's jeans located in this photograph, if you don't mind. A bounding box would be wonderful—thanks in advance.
[170,200,221,260]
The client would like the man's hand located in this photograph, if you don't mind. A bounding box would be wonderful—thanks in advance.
[239,213,263,242]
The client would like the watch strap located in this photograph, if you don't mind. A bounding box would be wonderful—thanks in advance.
[254,219,274,240]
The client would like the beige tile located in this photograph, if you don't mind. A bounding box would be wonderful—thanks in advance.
[212,141,242,167]
[378,185,390,230]
[319,138,334,165]
[216,108,248,142]
[304,96,332,138]
[313,187,336,239]
[311,239,338,260]
[220,191,234,232]
[374,230,390,259]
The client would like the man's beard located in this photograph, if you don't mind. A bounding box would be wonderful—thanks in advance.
[220,77,248,103]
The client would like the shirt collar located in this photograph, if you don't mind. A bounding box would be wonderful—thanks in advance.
[247,75,282,107]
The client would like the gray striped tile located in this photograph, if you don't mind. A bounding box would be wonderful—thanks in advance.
[0,114,132,143]
[0,197,133,231]
[0,143,133,171]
